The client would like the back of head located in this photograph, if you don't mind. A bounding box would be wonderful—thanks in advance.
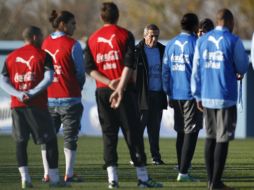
[216,8,234,32]
[100,2,119,24]
[199,18,214,33]
[49,10,74,29]
[22,26,42,46]
[181,13,199,33]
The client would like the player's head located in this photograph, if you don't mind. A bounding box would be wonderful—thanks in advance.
[181,13,199,34]
[216,8,234,32]
[143,24,160,48]
[22,26,43,47]
[197,18,214,37]
[100,2,119,24]
[49,10,76,36]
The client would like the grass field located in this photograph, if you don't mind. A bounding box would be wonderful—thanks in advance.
[0,135,253,190]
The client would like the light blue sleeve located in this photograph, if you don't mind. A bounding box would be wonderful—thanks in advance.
[27,70,54,97]
[72,41,86,89]
[251,33,254,69]
[162,44,171,96]
[191,42,201,101]
[233,38,249,75]
[0,75,26,101]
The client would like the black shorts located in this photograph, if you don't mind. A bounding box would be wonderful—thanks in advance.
[204,106,237,142]
[12,107,56,144]
[172,99,203,133]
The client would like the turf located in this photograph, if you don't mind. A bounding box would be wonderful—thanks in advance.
[0,135,253,189]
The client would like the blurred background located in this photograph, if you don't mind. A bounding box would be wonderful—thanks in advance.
[1,0,254,40]
[0,0,254,138]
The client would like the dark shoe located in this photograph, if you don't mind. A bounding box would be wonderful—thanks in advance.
[210,181,235,190]
[176,174,200,182]
[64,174,83,183]
[138,178,163,188]
[152,159,165,165]
[108,181,119,189]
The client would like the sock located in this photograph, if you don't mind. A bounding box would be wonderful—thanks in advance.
[136,166,149,182]
[212,142,229,186]
[179,132,199,174]
[18,166,31,183]
[107,166,118,183]
[64,148,76,177]
[41,149,49,178]
[48,168,60,183]
[205,138,216,183]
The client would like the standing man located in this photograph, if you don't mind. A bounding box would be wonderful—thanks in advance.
[41,10,85,183]
[85,2,162,188]
[134,24,167,165]
[162,13,202,182]
[191,8,249,190]
[0,26,64,188]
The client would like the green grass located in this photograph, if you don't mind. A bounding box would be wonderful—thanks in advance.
[0,135,253,189]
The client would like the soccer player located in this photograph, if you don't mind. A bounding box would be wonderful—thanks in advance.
[0,26,64,188]
[197,18,215,37]
[191,8,249,190]
[134,24,167,165]
[84,2,162,188]
[162,13,202,182]
[41,10,85,183]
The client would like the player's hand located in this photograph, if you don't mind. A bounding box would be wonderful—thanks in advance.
[236,73,244,80]
[109,89,123,109]
[108,78,120,90]
[22,93,30,103]
[196,101,203,112]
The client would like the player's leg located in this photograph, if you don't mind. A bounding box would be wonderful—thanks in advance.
[60,103,83,182]
[177,100,200,182]
[203,108,217,188]
[211,106,236,189]
[12,108,32,188]
[171,100,184,170]
[96,89,120,188]
[41,107,61,182]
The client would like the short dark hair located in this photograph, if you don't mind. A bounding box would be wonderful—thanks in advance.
[22,26,42,41]
[49,10,75,29]
[199,18,214,33]
[100,2,119,24]
[181,13,199,32]
[216,8,234,23]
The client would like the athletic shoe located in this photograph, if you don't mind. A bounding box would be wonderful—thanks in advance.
[176,174,199,182]
[49,181,70,188]
[108,181,119,189]
[210,181,235,190]
[64,174,83,183]
[152,159,165,165]
[129,160,134,166]
[42,175,49,183]
[21,181,33,189]
[137,178,163,188]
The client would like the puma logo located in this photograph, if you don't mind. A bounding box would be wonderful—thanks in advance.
[97,34,116,49]
[175,40,188,53]
[44,49,59,63]
[15,56,34,70]
[208,36,223,50]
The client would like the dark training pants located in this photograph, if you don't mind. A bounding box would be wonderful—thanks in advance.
[96,88,147,167]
